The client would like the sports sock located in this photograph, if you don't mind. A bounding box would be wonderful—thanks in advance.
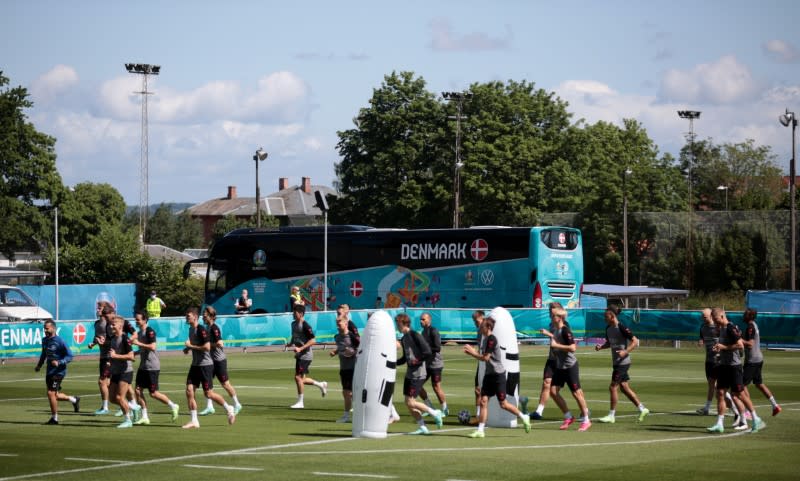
[536,404,545,415]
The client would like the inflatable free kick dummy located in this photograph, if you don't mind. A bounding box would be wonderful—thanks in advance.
[477,306,522,428]
[352,310,398,438]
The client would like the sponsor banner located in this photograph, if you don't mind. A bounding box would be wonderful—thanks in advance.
[2,309,798,359]
[19,284,137,320]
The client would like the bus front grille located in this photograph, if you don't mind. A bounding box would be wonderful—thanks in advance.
[547,281,576,290]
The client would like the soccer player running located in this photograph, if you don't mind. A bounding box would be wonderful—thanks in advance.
[696,308,719,415]
[289,303,328,408]
[528,302,563,420]
[107,315,136,428]
[199,306,243,416]
[707,307,765,433]
[35,320,80,425]
[464,315,531,438]
[470,309,485,424]
[742,308,781,416]
[87,302,112,415]
[595,305,650,424]
[418,312,449,417]
[182,307,236,428]
[330,313,359,422]
[131,310,180,425]
[541,305,591,431]
[395,313,443,435]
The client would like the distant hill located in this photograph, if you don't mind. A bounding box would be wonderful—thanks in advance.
[125,203,194,215]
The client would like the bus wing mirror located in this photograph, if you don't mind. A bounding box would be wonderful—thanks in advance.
[314,190,329,212]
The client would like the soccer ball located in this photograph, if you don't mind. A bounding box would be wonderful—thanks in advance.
[457,409,471,425]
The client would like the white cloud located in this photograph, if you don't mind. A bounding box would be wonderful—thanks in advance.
[658,55,758,105]
[30,65,79,105]
[763,39,800,63]
[428,18,512,52]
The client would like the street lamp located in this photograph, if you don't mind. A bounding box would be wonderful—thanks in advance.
[253,148,268,227]
[314,190,330,311]
[678,110,701,290]
[717,185,729,211]
[623,168,632,286]
[443,91,472,228]
[780,109,797,290]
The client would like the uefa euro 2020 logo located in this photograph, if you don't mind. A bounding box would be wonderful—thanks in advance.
[253,249,267,267]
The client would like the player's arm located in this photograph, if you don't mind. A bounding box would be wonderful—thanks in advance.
[35,343,46,371]
[595,339,610,351]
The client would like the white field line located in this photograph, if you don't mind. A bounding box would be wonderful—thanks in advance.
[183,464,262,471]
[0,411,757,481]
[64,457,130,463]
[312,471,396,479]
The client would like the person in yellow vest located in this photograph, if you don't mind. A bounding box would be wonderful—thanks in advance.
[289,286,304,310]
[146,291,166,318]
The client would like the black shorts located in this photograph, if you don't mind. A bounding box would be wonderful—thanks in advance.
[704,361,718,381]
[715,365,744,393]
[295,358,312,376]
[110,371,133,385]
[552,365,582,392]
[45,374,64,392]
[213,359,229,383]
[611,364,631,384]
[480,372,508,401]
[339,369,354,391]
[543,358,557,380]
[743,362,763,386]
[135,369,160,393]
[425,366,443,384]
[98,358,111,379]
[187,364,215,391]
[403,377,426,398]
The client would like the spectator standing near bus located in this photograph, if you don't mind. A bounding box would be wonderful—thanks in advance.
[289,303,327,408]
[419,312,448,416]
[199,306,243,416]
[742,308,781,416]
[36,320,80,425]
[330,314,359,422]
[289,286,303,310]
[395,313,443,435]
[146,291,166,318]
[182,307,236,428]
[595,305,650,424]
[541,305,591,431]
[707,307,765,433]
[235,289,252,314]
[463,315,531,438]
[131,310,180,424]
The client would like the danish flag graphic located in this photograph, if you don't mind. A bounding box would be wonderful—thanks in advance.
[349,280,364,298]
[470,238,489,261]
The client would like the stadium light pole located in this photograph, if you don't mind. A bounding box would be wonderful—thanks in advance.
[780,109,797,290]
[623,167,632,286]
[124,63,160,244]
[54,206,59,321]
[253,148,268,227]
[443,91,472,228]
[678,110,701,291]
[314,190,330,311]
[717,185,729,211]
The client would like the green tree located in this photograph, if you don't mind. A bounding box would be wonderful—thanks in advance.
[0,71,61,259]
[334,71,448,227]
[57,182,127,247]
[146,204,203,251]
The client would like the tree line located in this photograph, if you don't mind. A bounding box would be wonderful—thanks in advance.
[1,69,793,300]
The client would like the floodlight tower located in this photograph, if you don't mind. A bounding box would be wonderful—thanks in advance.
[442,91,472,228]
[678,110,701,290]
[125,63,160,243]
[779,109,797,290]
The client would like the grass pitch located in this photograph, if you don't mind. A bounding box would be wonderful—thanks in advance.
[1,344,798,481]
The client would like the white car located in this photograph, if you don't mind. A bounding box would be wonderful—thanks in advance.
[0,285,54,323]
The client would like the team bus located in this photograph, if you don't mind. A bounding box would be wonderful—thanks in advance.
[184,225,583,314]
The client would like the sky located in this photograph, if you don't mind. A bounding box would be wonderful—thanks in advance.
[3,0,800,206]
